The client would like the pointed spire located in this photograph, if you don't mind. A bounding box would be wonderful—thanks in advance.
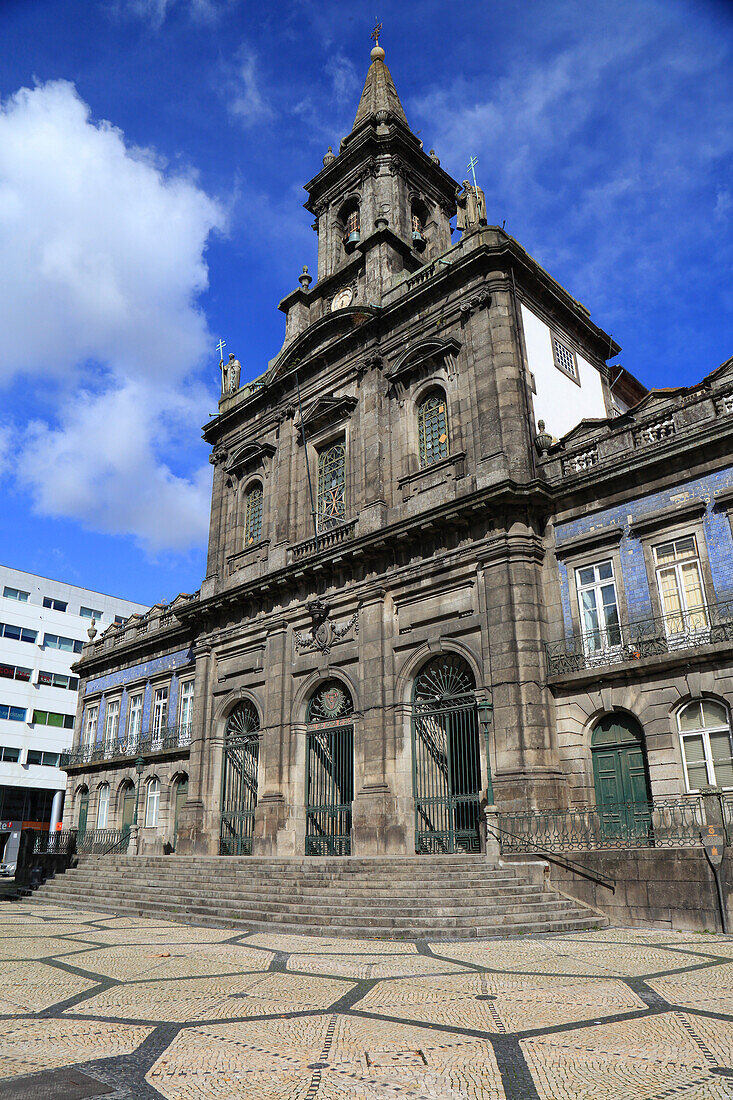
[352,40,409,131]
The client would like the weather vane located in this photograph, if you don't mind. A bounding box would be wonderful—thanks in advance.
[216,338,226,361]
[371,18,382,46]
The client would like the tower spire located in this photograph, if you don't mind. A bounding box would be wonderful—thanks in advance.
[351,28,409,132]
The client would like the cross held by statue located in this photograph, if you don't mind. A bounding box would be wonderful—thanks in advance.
[216,338,226,361]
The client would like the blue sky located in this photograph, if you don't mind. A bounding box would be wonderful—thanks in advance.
[0,0,731,606]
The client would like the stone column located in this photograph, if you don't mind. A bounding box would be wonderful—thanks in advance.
[253,620,295,854]
[478,516,568,810]
[352,587,407,854]
[357,357,388,534]
[175,642,216,854]
[49,790,64,833]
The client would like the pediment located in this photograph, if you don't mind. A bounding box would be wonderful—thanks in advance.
[227,440,276,475]
[629,388,685,417]
[556,417,609,447]
[295,394,357,439]
[270,306,380,381]
[386,337,461,385]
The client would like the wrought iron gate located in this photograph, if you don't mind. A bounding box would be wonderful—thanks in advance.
[219,701,260,855]
[305,681,354,856]
[412,655,482,853]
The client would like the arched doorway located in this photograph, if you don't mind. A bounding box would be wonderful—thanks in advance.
[591,713,652,838]
[411,654,482,854]
[172,774,188,850]
[219,701,260,855]
[120,781,135,838]
[305,680,354,856]
[77,786,89,839]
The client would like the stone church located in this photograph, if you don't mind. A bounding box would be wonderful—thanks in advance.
[61,41,733,862]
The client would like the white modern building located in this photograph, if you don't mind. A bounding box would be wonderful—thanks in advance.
[0,566,147,833]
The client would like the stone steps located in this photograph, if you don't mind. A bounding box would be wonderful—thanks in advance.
[31,855,607,939]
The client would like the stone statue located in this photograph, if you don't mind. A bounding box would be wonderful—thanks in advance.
[456,180,488,231]
[220,352,241,396]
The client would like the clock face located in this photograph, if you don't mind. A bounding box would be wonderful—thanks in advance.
[331,287,353,311]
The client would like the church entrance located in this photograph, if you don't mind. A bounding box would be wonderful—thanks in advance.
[305,681,354,856]
[592,713,652,840]
[219,701,260,855]
[172,775,188,850]
[411,655,482,854]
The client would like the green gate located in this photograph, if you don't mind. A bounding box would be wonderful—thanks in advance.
[77,788,89,840]
[412,655,482,854]
[121,783,135,840]
[220,701,261,855]
[305,681,354,856]
[172,775,188,850]
[592,713,652,840]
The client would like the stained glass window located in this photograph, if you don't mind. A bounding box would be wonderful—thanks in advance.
[418,391,449,468]
[244,483,263,545]
[317,440,346,530]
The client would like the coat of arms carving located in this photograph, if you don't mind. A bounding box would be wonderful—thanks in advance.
[294,599,360,655]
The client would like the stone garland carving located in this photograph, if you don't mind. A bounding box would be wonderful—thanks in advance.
[294,599,360,655]
[459,288,491,315]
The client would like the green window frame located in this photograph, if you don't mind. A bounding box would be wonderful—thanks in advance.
[244,483,263,546]
[317,440,346,530]
[418,391,449,468]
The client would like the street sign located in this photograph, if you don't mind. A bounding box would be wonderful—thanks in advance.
[701,824,726,867]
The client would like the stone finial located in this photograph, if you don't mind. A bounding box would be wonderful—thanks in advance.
[535,420,554,455]
[323,146,336,167]
[87,617,97,641]
[429,149,440,165]
[371,45,385,61]
[299,264,312,290]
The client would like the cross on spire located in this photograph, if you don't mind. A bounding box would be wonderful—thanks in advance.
[371,19,382,46]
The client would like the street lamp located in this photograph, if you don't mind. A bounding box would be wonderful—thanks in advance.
[133,756,145,826]
[476,700,494,805]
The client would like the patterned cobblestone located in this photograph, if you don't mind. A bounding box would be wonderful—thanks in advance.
[0,900,731,1099]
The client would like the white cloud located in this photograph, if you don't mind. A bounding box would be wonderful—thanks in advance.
[227,53,275,128]
[0,80,225,553]
[114,0,230,28]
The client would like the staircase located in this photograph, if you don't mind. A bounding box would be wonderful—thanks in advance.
[32,855,607,939]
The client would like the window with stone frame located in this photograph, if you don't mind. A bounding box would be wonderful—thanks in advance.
[96,784,110,828]
[127,693,143,750]
[678,700,733,791]
[653,535,708,636]
[244,482,263,546]
[317,439,346,530]
[152,686,169,740]
[417,389,449,468]
[552,335,579,382]
[145,778,160,827]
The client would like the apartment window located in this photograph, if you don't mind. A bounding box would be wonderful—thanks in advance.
[145,778,160,827]
[37,671,79,691]
[44,634,84,653]
[244,483,263,546]
[0,704,26,722]
[127,693,143,748]
[27,750,61,767]
[104,699,120,746]
[43,597,68,612]
[317,440,346,530]
[97,784,110,828]
[0,663,32,683]
[552,335,578,381]
[152,686,169,737]
[3,586,29,602]
[678,700,733,791]
[79,606,103,620]
[576,561,622,655]
[654,535,708,636]
[0,745,21,762]
[114,615,125,625]
[417,390,449,468]
[0,622,37,644]
[179,681,194,731]
[33,710,75,730]
[83,705,98,746]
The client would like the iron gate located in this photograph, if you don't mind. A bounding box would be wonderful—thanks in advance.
[412,655,482,853]
[219,701,260,855]
[305,681,354,855]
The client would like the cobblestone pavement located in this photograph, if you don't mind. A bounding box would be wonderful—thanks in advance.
[0,900,732,1099]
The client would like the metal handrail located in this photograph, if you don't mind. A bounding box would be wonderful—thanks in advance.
[62,722,192,768]
[546,600,733,676]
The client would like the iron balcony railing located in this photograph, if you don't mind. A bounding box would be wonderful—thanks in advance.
[546,600,733,676]
[496,794,733,854]
[62,722,192,769]
[34,828,131,855]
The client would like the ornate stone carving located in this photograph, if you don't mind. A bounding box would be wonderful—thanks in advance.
[293,599,360,655]
[459,288,491,315]
[209,446,228,467]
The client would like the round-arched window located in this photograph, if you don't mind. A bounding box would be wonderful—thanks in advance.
[412,654,475,706]
[244,483,263,546]
[677,699,733,791]
[96,784,110,829]
[417,390,449,468]
[307,680,354,725]
[225,700,260,743]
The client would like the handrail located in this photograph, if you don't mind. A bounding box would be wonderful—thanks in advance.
[491,819,616,891]
[62,722,192,768]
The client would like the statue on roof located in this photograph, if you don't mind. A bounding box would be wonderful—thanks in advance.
[456,180,487,231]
[220,352,241,396]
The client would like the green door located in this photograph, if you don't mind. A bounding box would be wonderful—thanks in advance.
[77,791,89,839]
[592,715,651,839]
[173,777,188,850]
[121,784,135,837]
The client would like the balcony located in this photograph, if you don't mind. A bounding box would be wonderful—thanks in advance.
[62,722,192,769]
[546,601,733,678]
[290,518,357,563]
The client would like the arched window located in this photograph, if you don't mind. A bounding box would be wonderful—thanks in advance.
[220,701,261,855]
[77,785,90,837]
[244,483,263,546]
[317,439,346,530]
[341,203,360,251]
[418,390,449,468]
[678,700,733,791]
[145,778,160,828]
[411,198,429,252]
[305,680,355,855]
[96,784,110,829]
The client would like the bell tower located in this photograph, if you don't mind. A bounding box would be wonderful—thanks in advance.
[304,39,458,286]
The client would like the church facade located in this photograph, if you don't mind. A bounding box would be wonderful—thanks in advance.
[61,44,733,858]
